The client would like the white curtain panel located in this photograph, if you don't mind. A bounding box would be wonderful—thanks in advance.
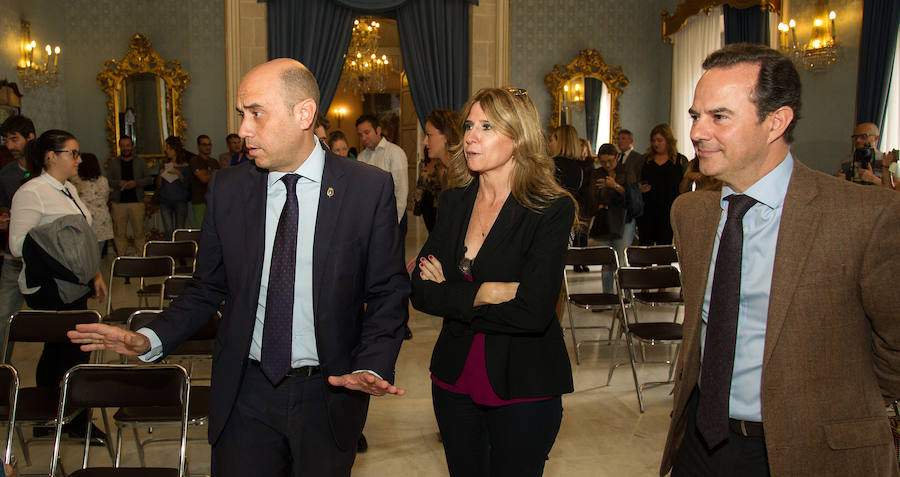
[879,27,900,153]
[670,7,724,160]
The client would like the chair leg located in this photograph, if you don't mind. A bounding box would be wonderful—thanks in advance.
[14,425,29,467]
[668,343,681,382]
[566,302,581,365]
[606,311,624,386]
[100,408,115,462]
[133,427,146,467]
[115,425,123,467]
[626,333,645,413]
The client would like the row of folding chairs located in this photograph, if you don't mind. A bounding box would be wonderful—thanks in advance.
[0,310,194,475]
[563,245,683,413]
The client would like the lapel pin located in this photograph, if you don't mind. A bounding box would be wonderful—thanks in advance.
[326,187,334,197]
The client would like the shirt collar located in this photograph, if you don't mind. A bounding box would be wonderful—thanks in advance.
[39,172,68,191]
[720,152,794,210]
[267,141,325,188]
[375,136,388,151]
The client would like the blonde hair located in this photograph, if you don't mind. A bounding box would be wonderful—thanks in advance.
[447,88,571,212]
[551,125,580,159]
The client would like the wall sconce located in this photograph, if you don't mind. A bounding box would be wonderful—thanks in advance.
[778,10,838,72]
[16,20,62,91]
[333,106,347,128]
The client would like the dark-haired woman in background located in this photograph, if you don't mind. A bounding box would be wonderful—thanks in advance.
[71,153,113,255]
[415,109,460,232]
[637,123,687,245]
[157,136,192,239]
[411,88,574,477]
[8,129,107,440]
[327,130,353,158]
[589,143,636,292]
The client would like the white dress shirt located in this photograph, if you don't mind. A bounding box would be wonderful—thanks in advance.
[357,137,408,222]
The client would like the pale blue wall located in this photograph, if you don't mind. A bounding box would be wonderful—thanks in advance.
[510,0,680,153]
[0,0,225,160]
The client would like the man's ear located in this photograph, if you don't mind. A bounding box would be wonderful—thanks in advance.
[27,133,35,141]
[294,98,317,130]
[767,106,794,144]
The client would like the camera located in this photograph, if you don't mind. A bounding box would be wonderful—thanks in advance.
[847,144,877,183]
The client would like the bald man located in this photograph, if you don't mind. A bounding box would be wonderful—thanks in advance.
[836,122,890,186]
[69,59,410,476]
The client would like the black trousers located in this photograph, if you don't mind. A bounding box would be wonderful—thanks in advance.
[672,389,771,477]
[432,383,562,477]
[211,363,355,477]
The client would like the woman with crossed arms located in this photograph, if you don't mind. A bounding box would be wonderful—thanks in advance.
[411,87,575,477]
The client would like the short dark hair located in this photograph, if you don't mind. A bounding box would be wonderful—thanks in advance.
[0,115,35,139]
[315,113,330,131]
[197,135,210,144]
[702,43,802,144]
[355,114,380,129]
[597,143,618,156]
[78,152,102,180]
[25,129,76,178]
[616,129,633,138]
[119,136,133,144]
[226,133,240,142]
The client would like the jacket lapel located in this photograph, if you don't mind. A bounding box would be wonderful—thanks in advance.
[243,164,268,295]
[681,193,722,374]
[311,153,346,317]
[762,161,820,368]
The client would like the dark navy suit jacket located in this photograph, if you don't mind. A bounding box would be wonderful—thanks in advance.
[147,151,410,450]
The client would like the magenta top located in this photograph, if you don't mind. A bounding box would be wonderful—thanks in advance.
[431,332,551,407]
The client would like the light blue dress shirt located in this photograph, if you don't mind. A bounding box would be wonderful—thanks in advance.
[699,153,793,422]
[139,143,325,367]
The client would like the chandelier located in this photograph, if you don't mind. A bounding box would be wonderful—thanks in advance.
[340,18,390,98]
[777,11,838,72]
[16,20,61,91]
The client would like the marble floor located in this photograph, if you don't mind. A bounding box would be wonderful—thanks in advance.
[8,215,680,476]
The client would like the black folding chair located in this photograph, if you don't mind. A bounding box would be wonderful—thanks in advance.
[2,310,107,467]
[0,364,18,467]
[50,364,190,476]
[611,266,683,412]
[625,245,684,324]
[105,256,174,323]
[144,241,198,275]
[171,229,201,246]
[562,247,623,364]
[159,275,193,310]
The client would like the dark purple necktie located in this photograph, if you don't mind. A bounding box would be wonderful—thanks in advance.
[261,173,300,384]
[696,194,758,448]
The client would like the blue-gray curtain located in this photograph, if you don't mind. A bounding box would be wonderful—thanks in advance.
[266,0,354,113]
[856,0,900,125]
[723,4,769,45]
[398,0,470,126]
[263,0,474,122]
[584,78,603,149]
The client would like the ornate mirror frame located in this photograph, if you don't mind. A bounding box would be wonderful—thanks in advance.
[97,33,190,160]
[544,49,629,141]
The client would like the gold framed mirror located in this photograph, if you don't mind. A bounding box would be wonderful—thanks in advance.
[544,49,629,146]
[97,33,190,163]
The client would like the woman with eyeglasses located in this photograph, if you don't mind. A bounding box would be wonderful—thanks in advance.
[8,129,107,440]
[411,88,575,477]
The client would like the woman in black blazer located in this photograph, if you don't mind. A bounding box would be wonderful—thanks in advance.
[410,88,575,477]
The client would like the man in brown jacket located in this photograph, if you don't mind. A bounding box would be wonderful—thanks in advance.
[661,43,900,476]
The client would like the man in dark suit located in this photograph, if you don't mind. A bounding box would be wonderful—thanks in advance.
[661,43,900,476]
[616,128,644,182]
[69,58,410,476]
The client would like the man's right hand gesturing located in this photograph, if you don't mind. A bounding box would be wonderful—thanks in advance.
[68,323,151,356]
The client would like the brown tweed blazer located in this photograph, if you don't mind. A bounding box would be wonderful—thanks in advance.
[660,160,900,476]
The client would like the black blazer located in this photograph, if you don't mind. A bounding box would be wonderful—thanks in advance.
[146,152,410,451]
[410,181,575,399]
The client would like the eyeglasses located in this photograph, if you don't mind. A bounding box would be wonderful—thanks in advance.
[54,149,81,159]
[851,133,875,140]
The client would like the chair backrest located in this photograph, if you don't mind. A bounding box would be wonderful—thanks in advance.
[144,240,197,262]
[52,364,190,476]
[616,266,682,291]
[107,256,175,315]
[160,275,193,307]
[172,228,201,244]
[0,364,18,464]
[625,245,679,267]
[565,246,619,268]
[4,310,101,362]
